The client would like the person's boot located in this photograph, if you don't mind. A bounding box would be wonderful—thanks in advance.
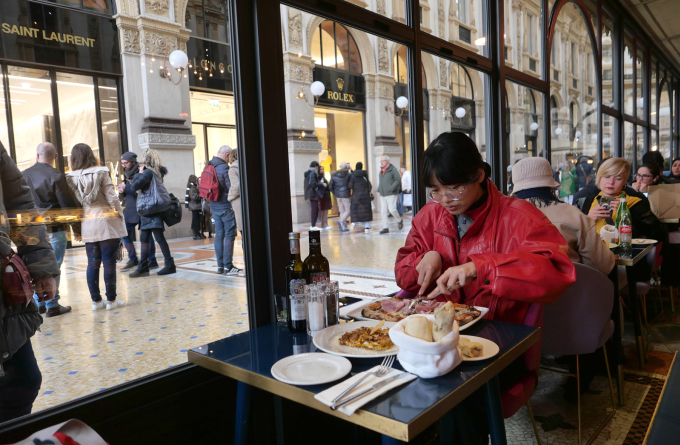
[121,259,138,271]
[193,231,200,240]
[157,257,176,275]
[149,261,159,270]
[199,232,206,239]
[46,304,72,318]
[398,219,404,230]
[380,228,389,234]
[129,260,150,278]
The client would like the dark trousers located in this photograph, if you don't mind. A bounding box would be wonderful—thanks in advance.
[122,222,156,262]
[141,229,171,262]
[0,340,42,422]
[86,239,120,302]
[310,200,319,226]
[191,210,202,232]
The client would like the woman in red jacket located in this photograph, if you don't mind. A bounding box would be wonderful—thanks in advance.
[395,132,575,444]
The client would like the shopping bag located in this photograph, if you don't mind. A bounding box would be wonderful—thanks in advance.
[137,173,171,216]
[403,193,413,207]
[648,184,680,219]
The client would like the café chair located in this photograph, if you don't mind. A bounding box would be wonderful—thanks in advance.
[639,244,664,353]
[667,230,680,311]
[539,263,617,445]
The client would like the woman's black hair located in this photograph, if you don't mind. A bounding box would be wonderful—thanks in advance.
[355,162,363,170]
[639,163,661,179]
[672,157,680,166]
[310,161,319,168]
[642,151,665,172]
[422,132,483,187]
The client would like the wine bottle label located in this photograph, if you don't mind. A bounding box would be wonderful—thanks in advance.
[309,272,328,284]
[289,279,306,321]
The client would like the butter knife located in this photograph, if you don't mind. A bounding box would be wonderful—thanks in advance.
[330,372,410,410]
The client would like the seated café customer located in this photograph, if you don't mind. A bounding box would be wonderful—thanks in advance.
[574,157,664,280]
[631,163,662,193]
[395,132,576,444]
[512,157,615,275]
[669,157,680,181]
[642,150,676,184]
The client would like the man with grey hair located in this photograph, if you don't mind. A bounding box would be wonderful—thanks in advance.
[22,142,79,317]
[208,145,241,276]
[377,155,403,234]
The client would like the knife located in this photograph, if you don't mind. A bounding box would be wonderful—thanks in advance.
[330,372,411,410]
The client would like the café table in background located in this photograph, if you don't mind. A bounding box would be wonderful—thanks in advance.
[188,319,540,444]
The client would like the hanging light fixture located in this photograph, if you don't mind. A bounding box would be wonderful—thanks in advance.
[158,44,189,85]
[386,96,409,117]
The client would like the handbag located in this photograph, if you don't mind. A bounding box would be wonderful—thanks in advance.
[137,173,171,216]
[364,177,374,201]
[0,233,36,308]
[161,193,183,227]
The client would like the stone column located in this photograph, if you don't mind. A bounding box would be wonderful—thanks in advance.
[117,0,196,238]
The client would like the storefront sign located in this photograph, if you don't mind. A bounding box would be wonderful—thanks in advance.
[313,68,365,110]
[187,37,233,92]
[0,0,120,74]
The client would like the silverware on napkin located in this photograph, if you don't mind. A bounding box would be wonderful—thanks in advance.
[330,372,411,410]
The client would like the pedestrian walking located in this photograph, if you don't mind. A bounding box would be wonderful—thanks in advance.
[329,162,351,232]
[207,146,241,276]
[304,161,323,230]
[318,165,332,230]
[227,149,245,277]
[118,152,158,271]
[397,166,411,215]
[186,174,204,239]
[66,143,127,311]
[348,162,373,231]
[22,142,77,317]
[377,156,403,234]
[123,149,176,277]
[0,141,59,422]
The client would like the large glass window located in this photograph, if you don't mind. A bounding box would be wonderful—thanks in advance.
[624,37,634,116]
[311,22,363,73]
[651,57,658,126]
[186,0,229,42]
[506,82,544,193]
[636,48,646,121]
[660,81,672,160]
[98,78,122,169]
[190,91,237,175]
[602,12,614,108]
[603,114,616,159]
[56,73,98,171]
[624,121,634,163]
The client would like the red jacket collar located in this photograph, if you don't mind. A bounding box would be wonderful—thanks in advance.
[432,179,500,240]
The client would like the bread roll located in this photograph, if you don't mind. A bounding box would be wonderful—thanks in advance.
[404,316,434,342]
[433,301,456,341]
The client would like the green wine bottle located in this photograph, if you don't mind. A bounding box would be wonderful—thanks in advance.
[285,233,307,333]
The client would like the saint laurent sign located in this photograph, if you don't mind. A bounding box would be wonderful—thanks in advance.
[2,23,96,47]
[313,67,365,110]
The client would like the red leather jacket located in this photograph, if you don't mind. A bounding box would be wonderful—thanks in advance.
[395,180,576,325]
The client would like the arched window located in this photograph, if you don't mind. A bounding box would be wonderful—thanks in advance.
[450,63,473,100]
[392,46,427,87]
[450,62,475,136]
[310,21,362,73]
[550,96,559,135]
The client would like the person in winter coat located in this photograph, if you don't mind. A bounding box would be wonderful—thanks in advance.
[209,146,241,276]
[22,142,77,317]
[377,156,403,234]
[227,150,245,277]
[348,162,373,231]
[0,142,59,422]
[513,157,615,275]
[304,161,324,230]
[670,157,680,181]
[119,152,157,271]
[395,133,575,443]
[122,149,176,277]
[329,162,352,232]
[318,166,332,230]
[575,156,594,191]
[66,144,127,311]
[186,174,204,239]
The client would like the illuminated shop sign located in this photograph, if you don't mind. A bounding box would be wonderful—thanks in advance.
[313,67,365,110]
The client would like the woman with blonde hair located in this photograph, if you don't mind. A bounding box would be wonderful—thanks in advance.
[122,149,176,277]
[66,143,127,310]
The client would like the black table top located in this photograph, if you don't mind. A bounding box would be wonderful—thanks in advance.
[611,244,654,266]
[188,319,540,441]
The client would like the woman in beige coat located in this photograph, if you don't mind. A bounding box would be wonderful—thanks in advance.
[227,150,244,277]
[66,144,127,311]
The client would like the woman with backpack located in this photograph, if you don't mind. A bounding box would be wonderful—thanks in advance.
[186,174,204,240]
[66,143,127,311]
[123,149,176,277]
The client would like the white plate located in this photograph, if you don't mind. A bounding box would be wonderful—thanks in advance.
[346,300,489,331]
[270,353,352,385]
[631,239,657,245]
[458,335,500,361]
[312,321,399,358]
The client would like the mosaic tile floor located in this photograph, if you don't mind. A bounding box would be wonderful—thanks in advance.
[27,213,677,444]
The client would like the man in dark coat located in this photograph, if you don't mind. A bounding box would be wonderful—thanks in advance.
[328,162,352,231]
[348,162,373,231]
[0,142,59,422]
[22,142,76,317]
[377,156,403,233]
[304,161,323,229]
[119,152,157,271]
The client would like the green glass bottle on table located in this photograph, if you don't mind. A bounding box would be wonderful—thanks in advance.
[285,232,308,333]
[615,194,633,252]
[305,230,330,284]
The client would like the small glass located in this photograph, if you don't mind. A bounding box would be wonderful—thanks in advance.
[305,283,327,337]
[325,281,340,326]
[274,293,288,323]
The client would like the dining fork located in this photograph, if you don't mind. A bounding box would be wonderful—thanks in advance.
[331,355,395,407]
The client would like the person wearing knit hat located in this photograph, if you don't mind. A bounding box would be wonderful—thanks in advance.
[513,156,614,276]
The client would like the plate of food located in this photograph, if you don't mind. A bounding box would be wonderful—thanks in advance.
[457,336,499,361]
[631,238,657,246]
[346,297,488,331]
[312,320,399,358]
[270,353,352,385]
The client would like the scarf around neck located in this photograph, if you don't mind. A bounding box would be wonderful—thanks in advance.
[516,187,562,208]
[124,163,137,181]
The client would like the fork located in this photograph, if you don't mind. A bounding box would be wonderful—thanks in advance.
[330,355,395,408]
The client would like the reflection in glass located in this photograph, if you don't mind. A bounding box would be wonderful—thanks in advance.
[189,91,237,175]
[637,125,645,168]
[603,114,615,159]
[186,0,205,38]
[98,78,121,169]
[7,66,55,171]
[636,50,645,121]
[624,40,633,116]
[652,129,659,161]
[507,82,544,193]
[420,1,487,57]
[651,58,658,126]
[624,121,634,163]
[602,14,614,107]
[56,73,98,172]
[204,0,229,42]
[660,82,672,160]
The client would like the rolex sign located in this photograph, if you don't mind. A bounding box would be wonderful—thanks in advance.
[313,68,365,110]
